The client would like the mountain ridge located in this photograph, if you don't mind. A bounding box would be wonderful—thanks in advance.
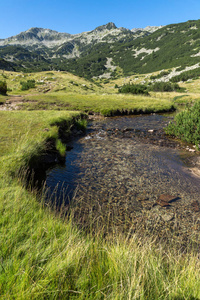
[1,19,200,80]
[0,22,162,46]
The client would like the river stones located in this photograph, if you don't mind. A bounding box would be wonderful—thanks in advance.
[156,199,171,207]
[156,194,180,207]
[161,213,174,222]
[158,194,178,202]
[191,201,200,212]
[46,114,200,245]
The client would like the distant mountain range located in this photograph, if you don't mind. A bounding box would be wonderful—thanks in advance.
[1,20,200,79]
[0,23,162,48]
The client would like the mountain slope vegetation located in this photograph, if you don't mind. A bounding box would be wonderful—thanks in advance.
[1,19,200,79]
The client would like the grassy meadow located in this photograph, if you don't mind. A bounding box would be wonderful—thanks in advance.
[23,92,175,115]
[0,70,200,299]
[1,70,175,115]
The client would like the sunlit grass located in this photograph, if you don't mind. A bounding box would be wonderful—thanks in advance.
[0,70,104,96]
[1,178,200,299]
[22,92,175,115]
[1,70,175,116]
[0,110,86,184]
[0,110,81,157]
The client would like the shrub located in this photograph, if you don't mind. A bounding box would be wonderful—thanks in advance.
[0,80,7,95]
[150,81,184,92]
[165,101,200,147]
[119,82,183,95]
[20,79,35,91]
[170,68,200,83]
[150,70,171,80]
[118,84,149,95]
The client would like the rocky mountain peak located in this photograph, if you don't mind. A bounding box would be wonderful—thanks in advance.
[94,22,117,32]
[0,27,72,47]
[17,27,71,40]
[26,27,47,34]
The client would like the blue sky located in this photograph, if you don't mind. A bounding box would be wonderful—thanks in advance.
[1,0,200,38]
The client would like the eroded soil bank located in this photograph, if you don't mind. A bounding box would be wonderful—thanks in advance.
[45,114,200,245]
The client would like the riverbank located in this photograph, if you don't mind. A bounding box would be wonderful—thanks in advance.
[1,68,200,298]
[1,109,200,298]
[45,114,200,249]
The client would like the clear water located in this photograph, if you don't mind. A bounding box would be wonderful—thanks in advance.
[45,114,200,210]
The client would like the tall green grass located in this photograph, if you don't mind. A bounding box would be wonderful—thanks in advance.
[0,111,85,176]
[1,179,200,299]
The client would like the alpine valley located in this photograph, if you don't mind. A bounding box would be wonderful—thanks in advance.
[2,17,200,300]
[1,19,200,79]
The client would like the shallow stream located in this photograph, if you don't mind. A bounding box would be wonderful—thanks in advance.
[45,114,200,238]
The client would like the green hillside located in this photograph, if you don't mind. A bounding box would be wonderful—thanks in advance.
[2,19,200,78]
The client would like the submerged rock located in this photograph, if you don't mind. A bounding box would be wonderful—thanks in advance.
[191,201,200,212]
[161,213,174,222]
[156,199,171,207]
[158,194,179,203]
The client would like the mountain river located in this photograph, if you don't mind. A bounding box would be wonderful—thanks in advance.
[45,114,200,240]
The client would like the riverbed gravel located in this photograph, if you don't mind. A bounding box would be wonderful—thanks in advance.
[46,114,200,246]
